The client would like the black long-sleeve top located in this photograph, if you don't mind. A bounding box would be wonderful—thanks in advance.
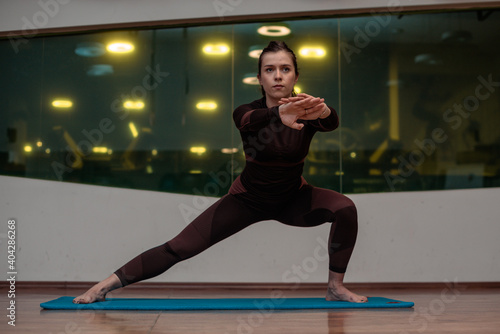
[231,97,339,205]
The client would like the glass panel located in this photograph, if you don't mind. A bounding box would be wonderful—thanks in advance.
[1,37,44,178]
[45,30,155,188]
[1,8,499,195]
[339,9,500,192]
[153,26,233,196]
[1,26,234,195]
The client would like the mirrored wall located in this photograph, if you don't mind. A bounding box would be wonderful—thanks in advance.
[1,8,499,195]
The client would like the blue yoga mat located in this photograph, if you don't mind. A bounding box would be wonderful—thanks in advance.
[41,296,414,310]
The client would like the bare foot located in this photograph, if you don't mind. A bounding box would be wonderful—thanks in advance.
[326,270,367,303]
[73,274,122,304]
[326,283,368,303]
[73,286,106,304]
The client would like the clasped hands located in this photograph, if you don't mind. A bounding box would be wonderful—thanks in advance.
[278,93,330,130]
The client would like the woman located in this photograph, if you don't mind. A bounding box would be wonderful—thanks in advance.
[74,41,367,304]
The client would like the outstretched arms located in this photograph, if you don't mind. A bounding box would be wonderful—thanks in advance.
[233,93,338,132]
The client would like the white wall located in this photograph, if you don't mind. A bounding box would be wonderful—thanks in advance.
[1,0,499,284]
[2,0,500,34]
[1,175,499,283]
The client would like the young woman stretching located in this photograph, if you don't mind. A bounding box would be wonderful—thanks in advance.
[74,41,367,304]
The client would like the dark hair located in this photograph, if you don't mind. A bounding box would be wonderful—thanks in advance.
[258,41,299,96]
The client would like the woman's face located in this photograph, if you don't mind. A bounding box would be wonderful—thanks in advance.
[258,50,298,103]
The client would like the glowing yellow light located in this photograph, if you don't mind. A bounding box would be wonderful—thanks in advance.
[107,42,134,53]
[350,152,357,159]
[370,139,389,164]
[242,76,259,85]
[146,165,153,174]
[190,146,206,155]
[108,149,113,155]
[221,148,238,154]
[129,122,139,138]
[202,44,230,55]
[248,49,263,59]
[196,101,217,111]
[369,120,382,131]
[123,100,145,110]
[257,25,291,37]
[294,86,302,94]
[152,149,158,156]
[189,170,203,174]
[92,147,108,154]
[52,100,73,108]
[45,148,51,154]
[299,47,326,58]
[36,141,43,147]
[24,145,32,153]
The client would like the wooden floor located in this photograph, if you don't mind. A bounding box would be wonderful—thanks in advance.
[2,283,499,333]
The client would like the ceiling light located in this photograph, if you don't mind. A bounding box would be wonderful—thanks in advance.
[248,45,264,58]
[242,74,259,85]
[123,100,145,110]
[299,47,326,58]
[221,148,238,154]
[257,25,291,37]
[92,147,108,154]
[202,44,230,55]
[107,42,134,53]
[190,146,207,155]
[129,122,139,138]
[75,42,106,57]
[441,30,472,43]
[52,99,73,108]
[87,64,114,76]
[196,101,217,111]
[414,53,442,65]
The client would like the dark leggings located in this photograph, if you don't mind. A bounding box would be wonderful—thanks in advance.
[114,185,358,286]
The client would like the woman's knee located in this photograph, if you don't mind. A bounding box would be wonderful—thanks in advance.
[322,190,356,212]
[340,197,356,210]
